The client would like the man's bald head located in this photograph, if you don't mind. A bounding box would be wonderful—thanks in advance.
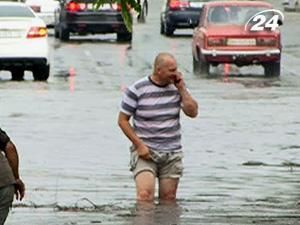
[153,53,176,73]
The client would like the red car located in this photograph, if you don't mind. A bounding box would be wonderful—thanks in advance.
[192,1,282,77]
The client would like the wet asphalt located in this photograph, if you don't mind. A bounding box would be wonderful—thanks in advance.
[1,0,300,224]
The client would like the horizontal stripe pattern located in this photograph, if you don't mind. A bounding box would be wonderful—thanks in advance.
[120,76,182,151]
[134,123,181,136]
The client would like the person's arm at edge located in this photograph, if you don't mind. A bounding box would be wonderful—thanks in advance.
[4,141,25,200]
[118,112,151,160]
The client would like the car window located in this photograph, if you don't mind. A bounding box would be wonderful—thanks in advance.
[208,6,271,25]
[0,5,35,17]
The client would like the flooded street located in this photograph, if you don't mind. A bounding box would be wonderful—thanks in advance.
[1,0,300,224]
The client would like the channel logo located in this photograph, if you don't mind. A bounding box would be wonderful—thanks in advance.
[245,9,284,31]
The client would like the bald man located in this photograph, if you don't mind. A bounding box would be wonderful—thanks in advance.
[118,53,198,202]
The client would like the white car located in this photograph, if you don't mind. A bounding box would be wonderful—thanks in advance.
[25,0,59,27]
[283,0,300,11]
[0,1,50,81]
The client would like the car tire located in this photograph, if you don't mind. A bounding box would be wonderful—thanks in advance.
[33,64,50,81]
[117,32,132,42]
[193,55,200,75]
[164,23,174,36]
[200,59,210,76]
[264,62,280,77]
[54,24,59,38]
[59,26,70,41]
[160,21,165,35]
[11,68,24,81]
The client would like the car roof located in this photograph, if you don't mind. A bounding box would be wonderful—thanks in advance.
[204,1,273,8]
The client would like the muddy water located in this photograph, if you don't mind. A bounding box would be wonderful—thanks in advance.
[1,0,300,224]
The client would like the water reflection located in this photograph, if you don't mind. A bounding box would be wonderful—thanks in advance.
[130,201,182,225]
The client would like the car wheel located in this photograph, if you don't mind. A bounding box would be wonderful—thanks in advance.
[33,64,50,81]
[193,55,200,75]
[164,23,174,36]
[54,24,59,38]
[117,32,132,42]
[264,62,280,77]
[11,68,24,81]
[160,21,165,35]
[199,59,210,76]
[59,26,70,41]
[137,1,147,23]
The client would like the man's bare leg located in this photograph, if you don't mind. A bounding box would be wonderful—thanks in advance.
[158,178,179,201]
[135,171,156,201]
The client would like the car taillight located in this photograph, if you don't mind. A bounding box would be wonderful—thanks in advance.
[208,37,226,46]
[256,37,277,46]
[112,3,131,11]
[27,27,47,38]
[112,3,122,11]
[169,0,190,10]
[30,5,41,13]
[66,1,86,12]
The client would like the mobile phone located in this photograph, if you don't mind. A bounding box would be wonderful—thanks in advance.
[174,78,180,84]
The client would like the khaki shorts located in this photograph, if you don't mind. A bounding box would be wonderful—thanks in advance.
[129,149,184,179]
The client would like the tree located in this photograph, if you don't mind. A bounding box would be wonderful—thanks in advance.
[94,0,141,32]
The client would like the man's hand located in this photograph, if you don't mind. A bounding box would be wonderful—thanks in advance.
[136,143,151,160]
[173,72,186,92]
[15,178,25,201]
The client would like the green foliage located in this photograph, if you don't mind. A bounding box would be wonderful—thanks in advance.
[93,0,141,32]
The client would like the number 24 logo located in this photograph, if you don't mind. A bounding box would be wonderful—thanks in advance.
[245,9,284,32]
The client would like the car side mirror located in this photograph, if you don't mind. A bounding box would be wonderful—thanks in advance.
[278,19,283,26]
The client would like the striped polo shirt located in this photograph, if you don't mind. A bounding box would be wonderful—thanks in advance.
[120,76,182,152]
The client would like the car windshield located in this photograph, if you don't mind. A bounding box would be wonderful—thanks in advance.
[0,5,35,17]
[208,6,272,25]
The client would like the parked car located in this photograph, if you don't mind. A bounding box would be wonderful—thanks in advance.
[282,0,300,12]
[54,0,132,42]
[0,1,50,81]
[24,0,59,27]
[160,0,206,36]
[192,1,282,77]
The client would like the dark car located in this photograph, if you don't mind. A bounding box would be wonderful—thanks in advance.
[160,0,205,36]
[54,0,132,42]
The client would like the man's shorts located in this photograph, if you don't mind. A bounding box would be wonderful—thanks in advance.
[129,149,184,179]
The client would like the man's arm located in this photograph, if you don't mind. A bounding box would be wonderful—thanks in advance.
[4,141,25,200]
[174,73,198,118]
[118,112,151,160]
[179,88,198,118]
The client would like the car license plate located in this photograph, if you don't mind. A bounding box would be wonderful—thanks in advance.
[87,3,111,10]
[190,2,204,8]
[0,30,22,38]
[227,38,256,46]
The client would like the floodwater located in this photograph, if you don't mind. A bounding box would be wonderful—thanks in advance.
[1,0,300,224]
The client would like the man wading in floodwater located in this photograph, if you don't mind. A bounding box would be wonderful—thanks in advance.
[118,52,198,201]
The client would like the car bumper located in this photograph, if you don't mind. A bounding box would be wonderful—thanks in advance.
[64,12,129,33]
[0,39,49,68]
[166,11,200,28]
[0,57,48,70]
[201,48,281,63]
